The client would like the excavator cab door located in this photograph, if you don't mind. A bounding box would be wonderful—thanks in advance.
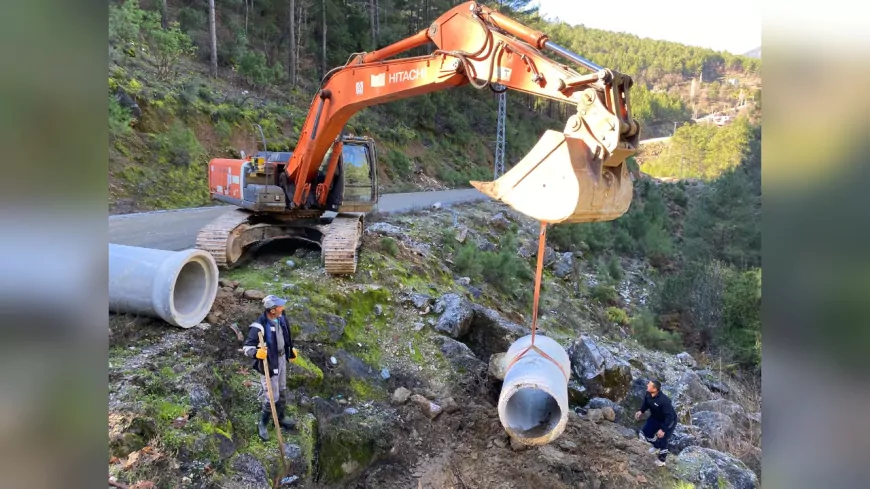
[336,138,378,213]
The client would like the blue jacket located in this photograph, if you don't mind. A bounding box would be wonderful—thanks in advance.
[243,311,294,376]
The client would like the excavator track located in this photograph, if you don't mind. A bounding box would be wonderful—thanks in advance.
[195,209,254,269]
[322,215,363,275]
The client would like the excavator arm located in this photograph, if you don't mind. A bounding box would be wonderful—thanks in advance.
[285,0,640,223]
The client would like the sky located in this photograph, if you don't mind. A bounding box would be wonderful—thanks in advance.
[533,0,761,55]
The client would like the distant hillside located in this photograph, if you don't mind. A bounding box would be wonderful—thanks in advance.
[743,46,761,59]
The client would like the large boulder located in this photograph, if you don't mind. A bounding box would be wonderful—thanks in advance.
[691,410,736,443]
[286,356,325,389]
[221,454,270,489]
[693,398,748,429]
[488,352,507,380]
[543,246,557,266]
[673,371,714,406]
[294,312,347,344]
[553,252,574,279]
[331,349,380,380]
[490,212,511,229]
[567,335,633,402]
[465,305,530,359]
[695,369,732,394]
[567,380,590,407]
[406,293,433,310]
[585,398,627,424]
[437,337,486,376]
[617,377,650,428]
[671,446,758,489]
[108,414,156,459]
[668,423,703,454]
[676,352,697,368]
[433,293,474,339]
[317,408,394,485]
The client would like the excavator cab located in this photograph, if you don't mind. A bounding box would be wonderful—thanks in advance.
[317,135,379,213]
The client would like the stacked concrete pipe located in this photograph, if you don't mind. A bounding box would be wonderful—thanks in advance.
[497,334,571,445]
[109,244,219,328]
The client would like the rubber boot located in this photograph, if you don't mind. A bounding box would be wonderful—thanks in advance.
[275,401,297,431]
[257,408,271,441]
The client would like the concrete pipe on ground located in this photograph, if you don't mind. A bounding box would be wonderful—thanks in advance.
[109,244,219,328]
[497,334,571,445]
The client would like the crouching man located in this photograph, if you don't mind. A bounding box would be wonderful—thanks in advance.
[243,294,298,441]
[634,379,677,466]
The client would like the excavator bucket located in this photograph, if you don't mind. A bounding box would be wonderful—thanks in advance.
[471,130,634,223]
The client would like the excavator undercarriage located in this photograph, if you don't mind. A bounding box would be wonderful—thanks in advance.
[195,209,364,274]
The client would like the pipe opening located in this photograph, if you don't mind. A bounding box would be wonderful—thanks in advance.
[503,386,563,439]
[173,260,209,318]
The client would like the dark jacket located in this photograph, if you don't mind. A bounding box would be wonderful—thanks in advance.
[639,391,677,431]
[243,311,294,376]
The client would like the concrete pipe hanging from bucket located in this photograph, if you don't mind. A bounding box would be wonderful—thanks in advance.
[496,221,571,445]
[497,334,571,445]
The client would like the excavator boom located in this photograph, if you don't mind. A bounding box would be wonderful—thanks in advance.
[198,1,641,272]
[281,1,640,224]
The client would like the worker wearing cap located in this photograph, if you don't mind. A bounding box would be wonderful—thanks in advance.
[243,294,298,441]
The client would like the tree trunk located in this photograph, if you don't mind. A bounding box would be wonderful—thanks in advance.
[424,0,431,54]
[321,0,327,80]
[289,0,297,86]
[208,0,218,77]
[161,0,168,29]
[369,0,376,50]
[296,1,306,80]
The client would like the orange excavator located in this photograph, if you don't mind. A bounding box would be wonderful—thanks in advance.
[196,1,640,274]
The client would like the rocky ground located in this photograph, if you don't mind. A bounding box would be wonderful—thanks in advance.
[108,200,761,489]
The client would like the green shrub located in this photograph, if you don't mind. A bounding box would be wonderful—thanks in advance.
[149,21,197,80]
[451,231,531,296]
[591,284,619,305]
[152,121,206,167]
[549,222,613,253]
[721,268,761,369]
[630,310,682,353]
[453,242,482,278]
[608,255,624,281]
[383,149,413,180]
[641,225,675,266]
[237,49,284,88]
[214,120,234,144]
[438,228,458,253]
[606,307,629,325]
[109,95,133,139]
[380,237,398,257]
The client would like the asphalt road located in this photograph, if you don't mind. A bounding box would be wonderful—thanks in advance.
[109,188,488,250]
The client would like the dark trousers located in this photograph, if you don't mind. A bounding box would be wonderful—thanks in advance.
[641,417,673,461]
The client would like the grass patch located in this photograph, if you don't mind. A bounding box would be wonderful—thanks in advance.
[332,286,391,366]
